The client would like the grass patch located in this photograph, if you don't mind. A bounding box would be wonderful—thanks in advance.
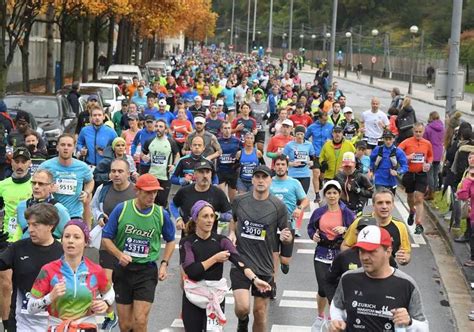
[465,84,474,94]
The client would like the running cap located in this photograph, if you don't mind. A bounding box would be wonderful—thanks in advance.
[342,152,356,166]
[87,94,99,102]
[282,119,294,127]
[296,102,305,109]
[190,200,214,222]
[195,160,214,171]
[135,173,163,191]
[216,100,224,106]
[343,107,353,114]
[294,125,306,135]
[144,114,155,122]
[353,225,392,251]
[382,130,395,138]
[64,219,90,243]
[13,147,31,160]
[194,95,202,102]
[356,216,377,231]
[158,99,167,106]
[322,180,342,193]
[194,116,206,124]
[332,125,344,132]
[253,165,272,177]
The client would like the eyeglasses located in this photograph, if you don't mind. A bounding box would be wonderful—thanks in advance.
[31,181,51,186]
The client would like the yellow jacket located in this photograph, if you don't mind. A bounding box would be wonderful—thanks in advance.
[319,139,355,179]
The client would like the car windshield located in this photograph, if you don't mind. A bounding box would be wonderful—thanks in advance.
[4,96,59,118]
[85,86,114,99]
[108,71,138,77]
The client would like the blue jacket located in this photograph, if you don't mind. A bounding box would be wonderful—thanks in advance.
[77,124,117,165]
[305,121,334,156]
[268,94,280,114]
[131,128,156,166]
[370,144,408,187]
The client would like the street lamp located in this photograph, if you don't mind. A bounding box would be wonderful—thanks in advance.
[257,31,261,48]
[344,32,351,78]
[369,28,379,85]
[299,34,304,48]
[311,34,316,68]
[325,32,331,62]
[408,25,419,95]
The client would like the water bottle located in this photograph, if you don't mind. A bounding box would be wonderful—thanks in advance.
[394,324,407,332]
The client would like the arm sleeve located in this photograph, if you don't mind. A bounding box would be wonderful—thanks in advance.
[399,223,412,254]
[407,285,430,332]
[101,203,125,240]
[0,244,14,271]
[330,278,347,321]
[180,239,205,280]
[142,137,153,155]
[161,209,176,242]
[27,294,52,314]
[91,185,104,223]
[369,148,377,171]
[77,130,85,151]
[307,211,318,240]
[171,160,184,185]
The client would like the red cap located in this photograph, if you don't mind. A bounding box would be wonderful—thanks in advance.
[353,225,392,251]
[135,174,163,191]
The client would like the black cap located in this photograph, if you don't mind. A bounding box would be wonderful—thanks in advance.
[253,165,272,177]
[355,140,367,149]
[294,125,306,135]
[296,102,305,109]
[146,91,157,99]
[356,216,377,231]
[13,147,31,160]
[333,125,343,132]
[195,160,214,171]
[144,114,155,122]
[311,86,320,92]
[121,99,129,106]
[382,130,395,138]
[15,110,30,123]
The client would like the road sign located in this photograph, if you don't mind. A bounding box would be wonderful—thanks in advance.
[266,47,272,53]
[228,44,234,50]
[434,69,465,101]
[371,56,377,64]
[285,52,294,61]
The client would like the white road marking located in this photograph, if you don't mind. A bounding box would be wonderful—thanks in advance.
[279,299,317,309]
[282,290,317,298]
[294,239,313,244]
[225,296,234,304]
[411,243,420,248]
[170,319,184,328]
[297,249,314,254]
[394,201,427,245]
[303,211,312,219]
[160,244,179,249]
[271,325,312,332]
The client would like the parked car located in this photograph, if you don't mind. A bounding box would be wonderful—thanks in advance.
[145,61,171,81]
[3,93,77,154]
[106,64,143,81]
[80,82,125,114]
[99,75,133,85]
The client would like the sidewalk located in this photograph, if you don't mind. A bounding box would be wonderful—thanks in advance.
[300,64,474,120]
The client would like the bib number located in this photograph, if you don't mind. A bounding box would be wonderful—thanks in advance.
[241,221,266,241]
[123,237,150,258]
[8,217,16,234]
[56,178,78,195]
[256,123,263,130]
[152,154,167,165]
[206,315,222,331]
[412,153,425,163]
[220,154,234,164]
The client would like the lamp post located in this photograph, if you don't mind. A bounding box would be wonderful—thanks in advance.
[325,32,331,63]
[369,28,379,85]
[408,25,419,95]
[230,0,235,47]
[311,34,316,68]
[282,32,287,57]
[299,34,304,48]
[344,32,351,78]
[257,31,261,48]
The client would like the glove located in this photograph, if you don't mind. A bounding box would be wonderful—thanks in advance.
[320,161,328,173]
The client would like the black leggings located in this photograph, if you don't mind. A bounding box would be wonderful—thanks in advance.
[313,259,330,298]
[182,292,225,332]
[296,177,311,194]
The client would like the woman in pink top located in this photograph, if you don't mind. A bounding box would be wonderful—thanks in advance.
[307,180,355,328]
[121,113,140,163]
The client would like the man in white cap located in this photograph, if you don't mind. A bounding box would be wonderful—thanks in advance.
[266,119,294,168]
[339,106,360,142]
[329,225,429,332]
[154,99,175,127]
[183,116,222,160]
[189,95,206,118]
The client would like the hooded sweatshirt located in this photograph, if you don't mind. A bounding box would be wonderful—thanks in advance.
[423,119,445,162]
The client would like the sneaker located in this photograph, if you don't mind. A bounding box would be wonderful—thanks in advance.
[464,260,474,267]
[280,263,290,274]
[270,282,277,300]
[414,224,424,234]
[407,212,415,226]
[101,314,118,331]
[237,315,249,332]
[454,235,469,243]
[295,229,301,238]
[314,193,321,203]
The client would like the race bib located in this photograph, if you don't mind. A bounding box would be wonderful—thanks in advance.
[123,237,150,258]
[256,123,263,130]
[176,132,185,139]
[367,137,379,146]
[202,99,211,107]
[152,154,167,165]
[294,151,309,163]
[241,164,256,176]
[8,217,16,234]
[56,178,78,195]
[206,314,222,331]
[220,154,234,164]
[412,153,425,164]
[241,220,266,241]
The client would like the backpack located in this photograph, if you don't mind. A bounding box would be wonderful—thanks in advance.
[374,146,398,170]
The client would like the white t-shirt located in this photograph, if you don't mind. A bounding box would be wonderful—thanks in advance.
[361,109,389,141]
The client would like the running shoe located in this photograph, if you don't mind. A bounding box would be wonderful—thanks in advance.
[407,212,415,226]
[270,282,277,300]
[294,229,301,238]
[101,314,118,331]
[237,315,249,332]
[414,224,424,234]
[280,263,290,274]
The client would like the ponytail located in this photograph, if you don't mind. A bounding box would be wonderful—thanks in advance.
[184,219,197,236]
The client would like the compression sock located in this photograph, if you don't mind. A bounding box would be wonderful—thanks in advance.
[3,319,8,331]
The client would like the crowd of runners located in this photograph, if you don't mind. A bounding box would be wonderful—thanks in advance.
[3,46,473,331]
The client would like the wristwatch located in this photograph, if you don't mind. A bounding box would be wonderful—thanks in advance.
[160,260,169,266]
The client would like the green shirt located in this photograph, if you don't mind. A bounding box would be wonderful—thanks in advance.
[144,136,176,181]
[115,200,163,264]
[0,177,32,242]
[112,111,124,136]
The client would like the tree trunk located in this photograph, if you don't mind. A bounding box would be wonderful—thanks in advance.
[126,22,133,63]
[82,15,91,83]
[150,34,156,60]
[106,15,115,70]
[59,25,66,86]
[45,4,55,93]
[141,38,148,65]
[73,17,83,82]
[134,28,140,65]
[0,0,7,97]
[92,16,101,80]
[20,27,31,92]
[116,18,126,64]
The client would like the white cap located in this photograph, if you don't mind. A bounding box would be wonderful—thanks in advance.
[282,119,294,127]
[194,95,202,102]
[194,116,206,124]
[216,100,224,106]
[343,107,353,114]
[158,99,167,106]
[342,152,356,166]
[253,79,259,83]
[322,180,342,193]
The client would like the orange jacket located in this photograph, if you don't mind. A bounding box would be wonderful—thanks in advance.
[398,137,433,173]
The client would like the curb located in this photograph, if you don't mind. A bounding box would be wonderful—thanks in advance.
[300,69,473,117]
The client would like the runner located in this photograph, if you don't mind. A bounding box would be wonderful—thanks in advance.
[249,89,268,152]
[289,102,313,128]
[131,115,157,174]
[15,169,70,241]
[229,165,292,332]
[183,117,222,160]
[0,203,63,332]
[319,126,355,181]
[205,104,224,137]
[329,225,429,332]
[398,123,434,234]
[236,133,264,194]
[339,107,359,143]
[217,122,241,202]
[101,174,176,332]
[360,97,389,153]
[231,102,257,143]
[266,119,294,167]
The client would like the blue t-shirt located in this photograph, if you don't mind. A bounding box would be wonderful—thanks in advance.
[154,111,176,127]
[222,87,236,109]
[131,95,147,108]
[270,177,306,227]
[283,140,316,178]
[39,158,93,218]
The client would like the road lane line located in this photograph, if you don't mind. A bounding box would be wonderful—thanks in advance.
[271,325,312,332]
[294,239,313,244]
[297,249,314,254]
[282,290,317,298]
[279,299,317,309]
[170,319,184,327]
[394,201,427,245]
[160,244,179,249]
